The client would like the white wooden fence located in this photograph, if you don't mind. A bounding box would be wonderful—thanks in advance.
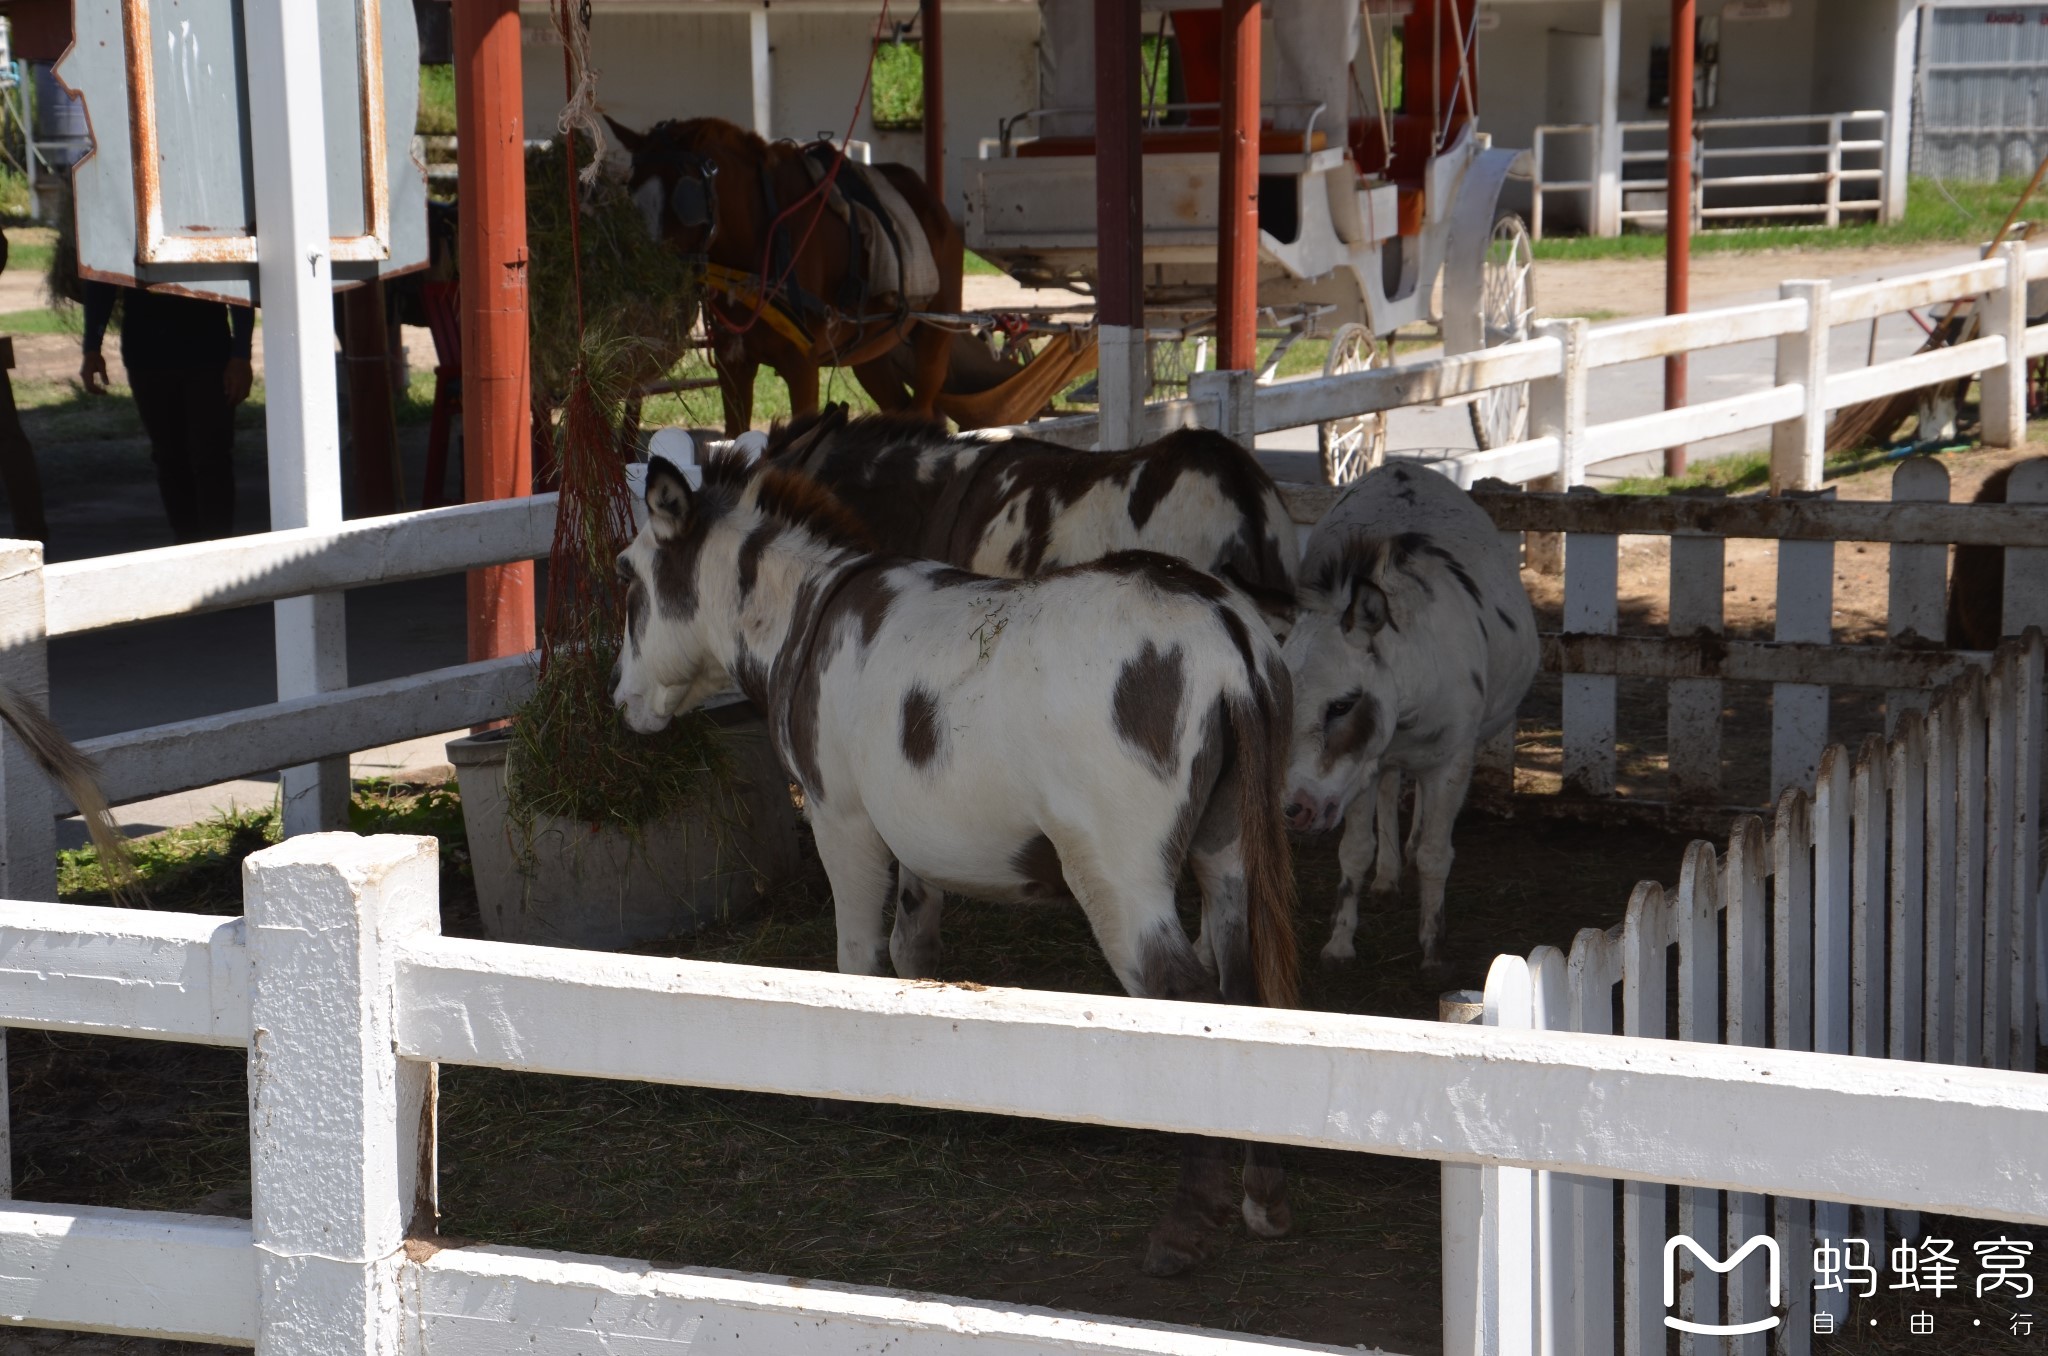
[1530,111,1889,240]
[2,830,2046,1354]
[1451,633,2047,1356]
[0,494,558,901]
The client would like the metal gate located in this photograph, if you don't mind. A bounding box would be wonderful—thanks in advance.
[1915,5,2048,181]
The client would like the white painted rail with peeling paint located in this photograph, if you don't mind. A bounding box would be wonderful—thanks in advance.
[0,830,2042,1354]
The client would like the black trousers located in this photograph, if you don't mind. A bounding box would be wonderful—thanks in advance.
[127,366,237,543]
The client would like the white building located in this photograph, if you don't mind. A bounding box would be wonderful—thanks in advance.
[526,1,1983,238]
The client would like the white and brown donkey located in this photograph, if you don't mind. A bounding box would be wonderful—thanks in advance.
[1281,463,1537,971]
[613,448,1300,1276]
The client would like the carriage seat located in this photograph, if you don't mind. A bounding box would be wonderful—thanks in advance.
[1012,126,1327,159]
[1346,114,1439,237]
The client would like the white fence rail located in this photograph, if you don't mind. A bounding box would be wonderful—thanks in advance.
[1191,237,2048,496]
[1531,111,1889,240]
[0,493,558,900]
[1453,634,2047,1355]
[3,833,2047,1353]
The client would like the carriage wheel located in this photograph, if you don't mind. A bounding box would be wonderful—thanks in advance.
[1468,212,1535,451]
[1319,323,1388,486]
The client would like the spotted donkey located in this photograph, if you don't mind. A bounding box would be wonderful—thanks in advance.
[1280,463,1537,971]
[762,405,1300,628]
[613,449,1300,1275]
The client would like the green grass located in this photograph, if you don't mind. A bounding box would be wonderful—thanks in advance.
[964,251,1003,277]
[8,239,52,275]
[0,306,79,335]
[1533,175,2048,261]
[1599,443,1918,496]
[418,64,457,137]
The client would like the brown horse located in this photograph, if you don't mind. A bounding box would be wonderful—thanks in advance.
[606,117,962,435]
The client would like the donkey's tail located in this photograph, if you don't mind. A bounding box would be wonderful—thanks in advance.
[1227,675,1298,1009]
[0,684,138,904]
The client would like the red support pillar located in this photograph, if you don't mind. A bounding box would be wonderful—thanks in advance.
[1218,0,1260,374]
[1664,0,1694,478]
[454,0,536,664]
[1095,0,1145,448]
[920,0,944,203]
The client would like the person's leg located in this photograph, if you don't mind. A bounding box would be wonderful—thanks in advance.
[186,369,239,539]
[126,368,203,543]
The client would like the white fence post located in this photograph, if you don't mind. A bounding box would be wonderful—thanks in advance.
[1811,751,1853,1329]
[1619,882,1666,1356]
[1980,242,2030,450]
[1483,956,1536,1356]
[1524,319,1587,577]
[1189,368,1256,451]
[1527,946,1572,1356]
[1987,652,2019,1073]
[2005,461,2048,637]
[1925,692,1959,1065]
[1823,115,1843,229]
[244,833,440,1356]
[1674,844,1721,1348]
[1562,493,1618,799]
[1956,672,1988,1069]
[1770,279,1830,494]
[1770,788,1815,1354]
[247,0,352,836]
[1565,926,1616,1356]
[1440,988,1489,1356]
[1886,458,1950,730]
[1888,712,1928,1242]
[2016,634,2044,1054]
[1666,494,1725,803]
[0,540,53,906]
[1721,818,1770,1352]
[1772,491,1836,797]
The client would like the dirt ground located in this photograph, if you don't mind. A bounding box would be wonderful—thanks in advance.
[1532,243,1980,322]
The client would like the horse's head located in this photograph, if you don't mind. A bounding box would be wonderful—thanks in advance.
[608,116,737,256]
[1279,537,1403,835]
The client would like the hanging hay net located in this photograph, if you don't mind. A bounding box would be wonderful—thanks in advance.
[524,136,701,410]
[506,4,727,834]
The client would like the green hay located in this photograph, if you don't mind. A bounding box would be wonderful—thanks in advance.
[525,138,700,407]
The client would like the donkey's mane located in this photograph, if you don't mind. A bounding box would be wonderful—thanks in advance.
[699,450,875,552]
[767,409,950,463]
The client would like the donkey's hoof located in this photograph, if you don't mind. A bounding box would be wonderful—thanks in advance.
[1242,1193,1293,1239]
[1319,940,1356,967]
[1141,1222,1220,1277]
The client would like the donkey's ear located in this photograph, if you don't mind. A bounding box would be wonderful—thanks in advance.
[604,115,648,156]
[1340,577,1390,636]
[645,456,695,533]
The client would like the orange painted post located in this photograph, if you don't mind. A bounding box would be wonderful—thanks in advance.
[1218,0,1261,374]
[453,0,536,664]
[921,0,944,204]
[1664,0,1694,478]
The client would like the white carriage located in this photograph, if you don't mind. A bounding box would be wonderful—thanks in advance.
[964,0,1534,483]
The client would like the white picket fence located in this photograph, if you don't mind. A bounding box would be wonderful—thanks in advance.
[2,830,2046,1354]
[1451,632,2047,1356]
